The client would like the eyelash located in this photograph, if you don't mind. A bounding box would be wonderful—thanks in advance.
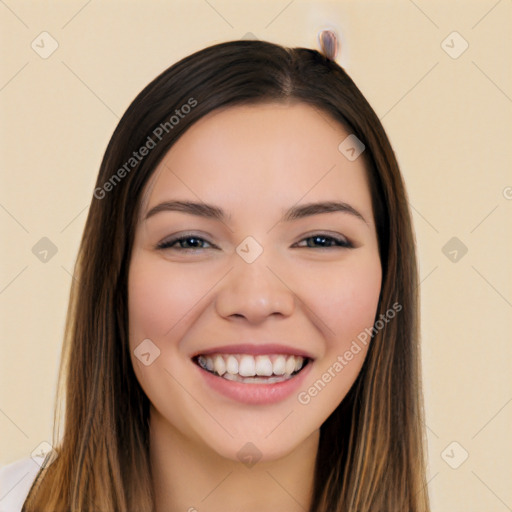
[156,233,354,251]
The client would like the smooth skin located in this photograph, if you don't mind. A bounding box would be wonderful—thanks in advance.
[128,102,382,512]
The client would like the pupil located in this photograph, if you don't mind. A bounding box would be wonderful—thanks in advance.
[184,237,200,248]
[311,236,327,247]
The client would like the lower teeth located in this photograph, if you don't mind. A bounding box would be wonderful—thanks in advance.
[197,363,305,384]
[220,373,294,384]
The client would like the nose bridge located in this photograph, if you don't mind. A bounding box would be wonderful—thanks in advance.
[214,242,295,322]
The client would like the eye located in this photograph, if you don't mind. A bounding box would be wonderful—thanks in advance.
[156,234,215,251]
[156,233,353,251]
[294,234,353,249]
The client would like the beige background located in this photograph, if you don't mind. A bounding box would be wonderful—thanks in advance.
[1,0,511,510]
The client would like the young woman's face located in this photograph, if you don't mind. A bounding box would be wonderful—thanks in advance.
[128,102,382,462]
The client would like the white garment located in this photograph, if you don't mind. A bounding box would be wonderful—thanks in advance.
[0,457,43,512]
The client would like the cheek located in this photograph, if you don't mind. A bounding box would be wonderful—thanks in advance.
[295,255,381,417]
[305,255,382,348]
[127,256,213,430]
[127,255,213,343]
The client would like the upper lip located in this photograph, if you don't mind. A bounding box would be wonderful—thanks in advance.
[191,343,315,360]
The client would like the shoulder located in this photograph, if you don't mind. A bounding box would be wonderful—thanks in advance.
[0,457,43,512]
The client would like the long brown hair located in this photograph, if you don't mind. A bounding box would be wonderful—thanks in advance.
[23,39,430,511]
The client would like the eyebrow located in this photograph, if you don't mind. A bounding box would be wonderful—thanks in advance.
[144,200,368,226]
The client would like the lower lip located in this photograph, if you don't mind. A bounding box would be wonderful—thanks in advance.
[194,360,313,405]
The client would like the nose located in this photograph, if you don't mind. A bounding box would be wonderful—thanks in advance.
[214,255,295,324]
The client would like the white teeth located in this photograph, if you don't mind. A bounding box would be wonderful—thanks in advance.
[285,356,296,375]
[255,355,273,376]
[273,355,286,375]
[213,355,226,376]
[196,353,308,380]
[226,355,238,375]
[238,355,256,377]
[222,373,292,384]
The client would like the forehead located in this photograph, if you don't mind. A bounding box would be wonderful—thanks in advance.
[140,102,373,221]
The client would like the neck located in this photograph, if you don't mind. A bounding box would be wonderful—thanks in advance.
[149,407,319,512]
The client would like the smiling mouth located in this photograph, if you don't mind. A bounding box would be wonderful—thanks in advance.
[193,353,311,384]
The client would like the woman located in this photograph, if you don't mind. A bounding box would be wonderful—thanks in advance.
[3,32,430,511]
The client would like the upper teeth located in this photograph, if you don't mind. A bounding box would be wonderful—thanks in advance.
[197,354,305,377]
